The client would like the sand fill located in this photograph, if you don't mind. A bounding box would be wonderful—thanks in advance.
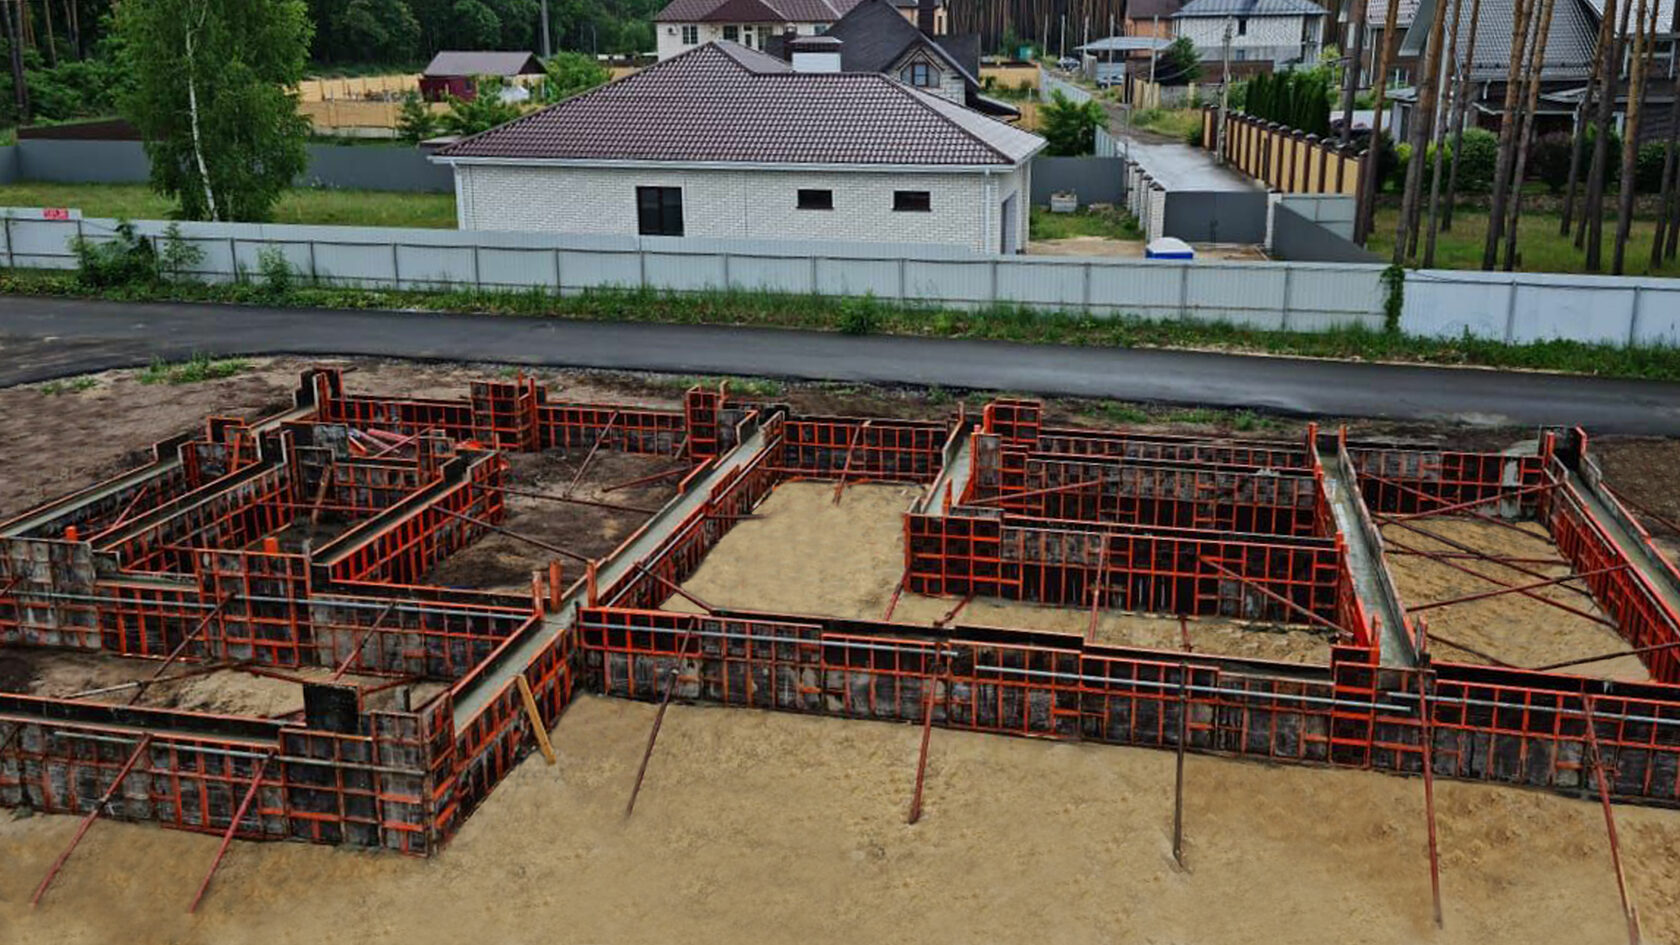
[2,694,1679,945]
[673,481,1333,663]
[1380,518,1647,681]
[6,649,444,717]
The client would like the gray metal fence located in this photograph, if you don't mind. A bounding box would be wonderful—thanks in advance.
[0,141,452,192]
[3,212,1389,331]
[1402,269,1680,347]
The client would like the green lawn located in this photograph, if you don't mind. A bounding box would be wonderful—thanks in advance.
[1126,107,1203,141]
[0,182,458,228]
[1030,206,1144,241]
[1368,206,1680,277]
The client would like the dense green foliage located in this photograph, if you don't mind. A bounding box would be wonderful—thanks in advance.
[1040,90,1106,156]
[1242,69,1331,136]
[1156,37,1201,86]
[541,50,609,101]
[306,0,664,61]
[437,77,525,134]
[115,0,314,221]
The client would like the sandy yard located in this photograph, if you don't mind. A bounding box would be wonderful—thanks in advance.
[2,693,1679,945]
[1380,518,1646,680]
[673,481,1336,664]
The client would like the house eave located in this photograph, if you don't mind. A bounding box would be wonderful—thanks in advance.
[430,155,1038,172]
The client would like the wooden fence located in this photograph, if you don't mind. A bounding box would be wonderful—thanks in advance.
[1200,108,1365,197]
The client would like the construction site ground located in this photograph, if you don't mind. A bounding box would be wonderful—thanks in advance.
[3,357,1680,945]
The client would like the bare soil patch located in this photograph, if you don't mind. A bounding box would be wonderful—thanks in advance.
[1381,518,1646,680]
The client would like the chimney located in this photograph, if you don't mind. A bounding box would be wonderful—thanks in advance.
[789,35,844,72]
[917,0,937,36]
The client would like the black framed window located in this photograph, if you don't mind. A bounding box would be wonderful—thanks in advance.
[637,186,684,236]
[723,25,739,41]
[681,25,698,43]
[901,62,934,87]
[797,188,833,210]
[893,190,931,212]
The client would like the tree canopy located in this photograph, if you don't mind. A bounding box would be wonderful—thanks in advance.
[1039,90,1106,156]
[115,0,314,221]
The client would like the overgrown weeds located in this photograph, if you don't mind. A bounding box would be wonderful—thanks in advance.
[138,353,250,385]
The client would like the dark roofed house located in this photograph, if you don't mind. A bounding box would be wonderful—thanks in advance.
[1172,0,1328,74]
[766,0,1017,117]
[419,51,546,103]
[433,42,1043,253]
[654,0,874,59]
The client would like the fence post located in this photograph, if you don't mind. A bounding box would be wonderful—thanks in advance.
[898,256,907,301]
[3,215,11,269]
[471,244,481,292]
[1082,261,1092,313]
[1627,285,1642,347]
[391,243,401,289]
[990,258,999,305]
[1178,263,1191,319]
[229,237,239,283]
[552,248,562,293]
[1503,277,1520,344]
[810,255,820,295]
[1280,265,1294,331]
[721,252,731,291]
[639,249,647,290]
[307,240,318,285]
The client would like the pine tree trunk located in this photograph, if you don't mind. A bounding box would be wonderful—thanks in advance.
[1481,0,1535,269]
[1423,0,1468,265]
[1441,0,1482,232]
[1583,0,1633,267]
[1560,0,1615,237]
[1393,0,1449,263]
[1611,0,1652,274]
[41,0,57,67]
[1356,0,1404,243]
[1502,0,1556,270]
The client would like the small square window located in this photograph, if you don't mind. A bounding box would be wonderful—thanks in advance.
[681,25,698,44]
[797,188,834,210]
[893,190,931,212]
[637,186,684,236]
[723,25,739,41]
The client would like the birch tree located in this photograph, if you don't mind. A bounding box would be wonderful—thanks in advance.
[115,0,312,222]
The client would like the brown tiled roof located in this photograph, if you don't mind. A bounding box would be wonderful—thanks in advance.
[437,42,1042,166]
[655,0,863,22]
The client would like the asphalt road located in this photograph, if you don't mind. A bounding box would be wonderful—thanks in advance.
[1,295,1677,433]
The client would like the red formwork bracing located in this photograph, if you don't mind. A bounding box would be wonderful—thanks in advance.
[1349,444,1548,516]
[540,403,686,455]
[904,510,1347,629]
[985,454,1328,537]
[775,417,947,482]
[684,386,723,460]
[1035,427,1314,469]
[981,399,1041,447]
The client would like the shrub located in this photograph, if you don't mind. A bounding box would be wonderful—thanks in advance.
[69,220,155,288]
[1040,90,1107,156]
[1531,132,1573,193]
[157,223,205,283]
[257,246,295,296]
[1635,141,1670,194]
[1449,128,1498,192]
[837,294,882,335]
[396,91,437,143]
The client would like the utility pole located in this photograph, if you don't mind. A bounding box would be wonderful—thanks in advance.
[1217,16,1233,164]
[539,0,552,58]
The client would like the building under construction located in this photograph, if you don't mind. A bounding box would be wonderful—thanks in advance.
[2,368,1677,922]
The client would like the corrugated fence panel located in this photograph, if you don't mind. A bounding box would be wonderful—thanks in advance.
[479,247,559,288]
[1088,261,1183,318]
[1185,263,1288,328]
[7,218,80,267]
[727,254,812,293]
[1633,285,1680,346]
[313,240,401,287]
[997,259,1084,307]
[904,259,993,304]
[559,249,641,289]
[1510,281,1632,346]
[233,239,313,284]
[644,251,727,291]
[395,244,476,288]
[817,257,901,297]
[1284,266,1388,331]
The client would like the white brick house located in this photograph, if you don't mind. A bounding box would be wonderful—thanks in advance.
[653,0,863,60]
[433,42,1043,254]
[1173,0,1326,69]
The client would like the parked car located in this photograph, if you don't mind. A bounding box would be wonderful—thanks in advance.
[1056,56,1079,71]
[1095,73,1123,88]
